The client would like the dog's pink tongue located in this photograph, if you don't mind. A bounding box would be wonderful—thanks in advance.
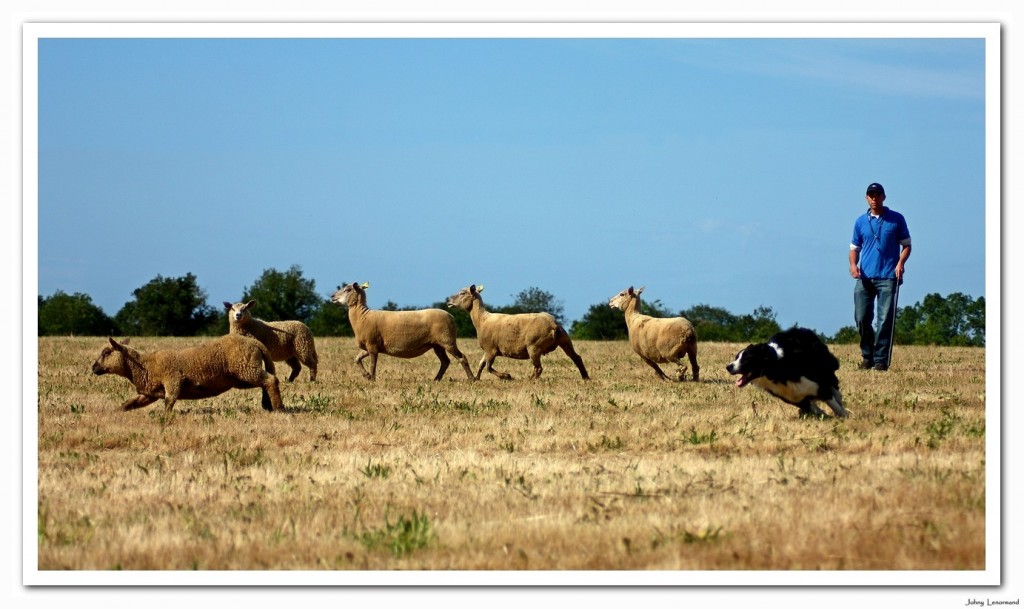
[735,377,745,387]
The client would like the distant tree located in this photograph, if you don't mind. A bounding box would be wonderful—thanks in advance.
[896,292,985,346]
[831,326,860,344]
[429,300,476,338]
[834,292,984,346]
[114,273,218,336]
[680,304,739,342]
[307,297,353,337]
[496,287,566,326]
[641,298,674,318]
[733,305,782,343]
[570,296,681,340]
[38,291,118,336]
[678,303,780,343]
[380,300,419,312]
[570,303,628,340]
[241,265,321,322]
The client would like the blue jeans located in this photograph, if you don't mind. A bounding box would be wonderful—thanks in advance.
[854,278,898,366]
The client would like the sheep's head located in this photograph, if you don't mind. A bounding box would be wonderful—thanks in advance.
[223,300,256,323]
[446,284,483,312]
[92,337,133,376]
[331,282,369,308]
[608,286,644,311]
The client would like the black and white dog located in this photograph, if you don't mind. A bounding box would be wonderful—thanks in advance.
[726,327,848,418]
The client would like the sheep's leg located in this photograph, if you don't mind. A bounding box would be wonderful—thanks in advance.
[306,360,318,382]
[641,357,672,381]
[664,357,688,381]
[483,353,512,380]
[162,379,182,411]
[355,350,375,380]
[432,346,451,381]
[687,344,700,382]
[284,357,302,383]
[261,374,283,411]
[528,349,544,379]
[448,346,476,381]
[558,343,590,380]
[122,394,158,411]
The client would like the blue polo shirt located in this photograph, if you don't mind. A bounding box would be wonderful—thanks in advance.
[851,207,911,280]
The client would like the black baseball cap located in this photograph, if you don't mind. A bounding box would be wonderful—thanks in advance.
[866,182,885,196]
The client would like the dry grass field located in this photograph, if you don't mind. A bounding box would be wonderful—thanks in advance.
[34,336,987,574]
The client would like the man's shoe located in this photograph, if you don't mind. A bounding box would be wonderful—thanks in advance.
[873,363,889,371]
[857,360,873,370]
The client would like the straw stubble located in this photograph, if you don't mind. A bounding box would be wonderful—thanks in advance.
[37,336,985,571]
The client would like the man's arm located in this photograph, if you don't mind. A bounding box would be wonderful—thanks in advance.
[849,246,861,279]
[895,243,911,280]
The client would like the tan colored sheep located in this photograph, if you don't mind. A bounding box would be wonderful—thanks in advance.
[330,282,475,381]
[445,284,589,381]
[90,335,284,411]
[223,300,319,382]
[608,286,700,382]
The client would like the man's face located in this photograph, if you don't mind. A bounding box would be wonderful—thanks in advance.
[866,192,885,214]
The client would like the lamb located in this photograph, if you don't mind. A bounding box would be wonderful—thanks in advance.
[223,300,319,382]
[90,335,284,412]
[329,282,475,381]
[445,284,589,381]
[608,286,700,382]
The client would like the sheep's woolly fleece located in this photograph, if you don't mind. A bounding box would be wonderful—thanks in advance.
[330,282,475,381]
[91,334,284,412]
[608,286,700,382]
[445,284,589,381]
[224,300,319,382]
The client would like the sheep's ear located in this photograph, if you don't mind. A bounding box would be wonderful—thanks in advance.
[109,337,125,351]
[244,300,256,310]
[223,302,233,310]
[627,286,634,295]
[361,282,370,290]
[636,286,645,295]
[477,285,484,293]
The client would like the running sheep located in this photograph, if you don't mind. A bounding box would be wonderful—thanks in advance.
[223,300,319,382]
[445,284,589,380]
[608,286,700,382]
[90,335,284,412]
[330,282,475,381]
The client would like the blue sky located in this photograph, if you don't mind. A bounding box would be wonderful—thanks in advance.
[35,29,990,336]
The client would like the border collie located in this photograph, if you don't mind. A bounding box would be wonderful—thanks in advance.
[725,327,848,418]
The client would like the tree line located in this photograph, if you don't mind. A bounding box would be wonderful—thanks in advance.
[37,265,985,347]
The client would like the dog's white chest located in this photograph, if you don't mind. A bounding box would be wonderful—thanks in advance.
[752,376,819,404]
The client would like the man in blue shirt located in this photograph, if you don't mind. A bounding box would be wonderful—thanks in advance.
[849,182,912,371]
